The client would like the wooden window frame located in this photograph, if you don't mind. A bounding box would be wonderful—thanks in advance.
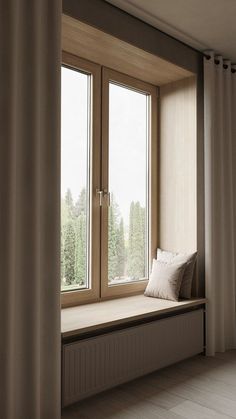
[61,53,158,307]
[101,68,158,299]
[61,52,101,307]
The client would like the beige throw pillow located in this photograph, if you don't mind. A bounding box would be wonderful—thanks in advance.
[144,259,187,301]
[157,248,197,299]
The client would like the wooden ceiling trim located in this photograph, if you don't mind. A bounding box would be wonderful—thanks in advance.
[62,14,194,86]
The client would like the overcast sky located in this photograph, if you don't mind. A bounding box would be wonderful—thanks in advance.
[61,67,148,225]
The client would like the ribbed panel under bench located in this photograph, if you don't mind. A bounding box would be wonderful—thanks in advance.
[62,309,204,406]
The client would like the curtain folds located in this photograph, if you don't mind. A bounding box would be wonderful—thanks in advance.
[0,1,61,418]
[204,51,236,356]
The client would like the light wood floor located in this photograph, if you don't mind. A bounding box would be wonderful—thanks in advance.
[62,350,236,419]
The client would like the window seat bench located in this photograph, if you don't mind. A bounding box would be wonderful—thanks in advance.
[61,295,206,407]
[61,294,206,340]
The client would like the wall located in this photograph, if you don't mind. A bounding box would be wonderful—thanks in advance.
[159,76,196,268]
[159,77,196,253]
[159,76,204,296]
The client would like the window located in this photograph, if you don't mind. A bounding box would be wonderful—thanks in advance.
[61,53,157,307]
[108,82,148,284]
[61,66,90,292]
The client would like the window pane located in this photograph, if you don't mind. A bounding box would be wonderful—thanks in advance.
[61,66,90,292]
[108,83,149,285]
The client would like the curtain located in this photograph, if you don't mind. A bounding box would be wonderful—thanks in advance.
[204,51,236,356]
[0,1,61,418]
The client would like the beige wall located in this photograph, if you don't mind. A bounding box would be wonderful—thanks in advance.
[159,77,197,255]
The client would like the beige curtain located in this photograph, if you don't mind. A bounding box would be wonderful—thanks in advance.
[204,51,236,356]
[0,1,61,418]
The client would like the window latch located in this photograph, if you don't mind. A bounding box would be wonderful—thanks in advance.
[96,189,103,206]
[96,189,110,207]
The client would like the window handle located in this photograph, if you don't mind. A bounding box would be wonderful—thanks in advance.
[96,189,104,206]
[96,189,110,207]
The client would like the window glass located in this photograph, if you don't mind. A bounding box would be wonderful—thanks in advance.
[108,82,149,285]
[61,67,91,292]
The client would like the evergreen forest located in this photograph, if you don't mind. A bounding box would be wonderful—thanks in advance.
[61,188,146,290]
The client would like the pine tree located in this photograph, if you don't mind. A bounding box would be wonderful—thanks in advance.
[63,221,76,285]
[62,188,76,286]
[75,213,87,286]
[74,188,87,286]
[127,201,146,279]
[134,202,145,278]
[108,193,119,282]
[115,218,126,277]
[75,187,86,217]
[127,201,135,278]
[61,186,147,287]
[65,188,74,218]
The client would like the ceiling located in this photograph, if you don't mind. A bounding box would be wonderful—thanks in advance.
[106,0,236,63]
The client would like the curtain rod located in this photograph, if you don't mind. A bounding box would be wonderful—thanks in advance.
[204,53,236,73]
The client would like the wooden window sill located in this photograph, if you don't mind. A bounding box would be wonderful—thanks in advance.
[61,294,206,340]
